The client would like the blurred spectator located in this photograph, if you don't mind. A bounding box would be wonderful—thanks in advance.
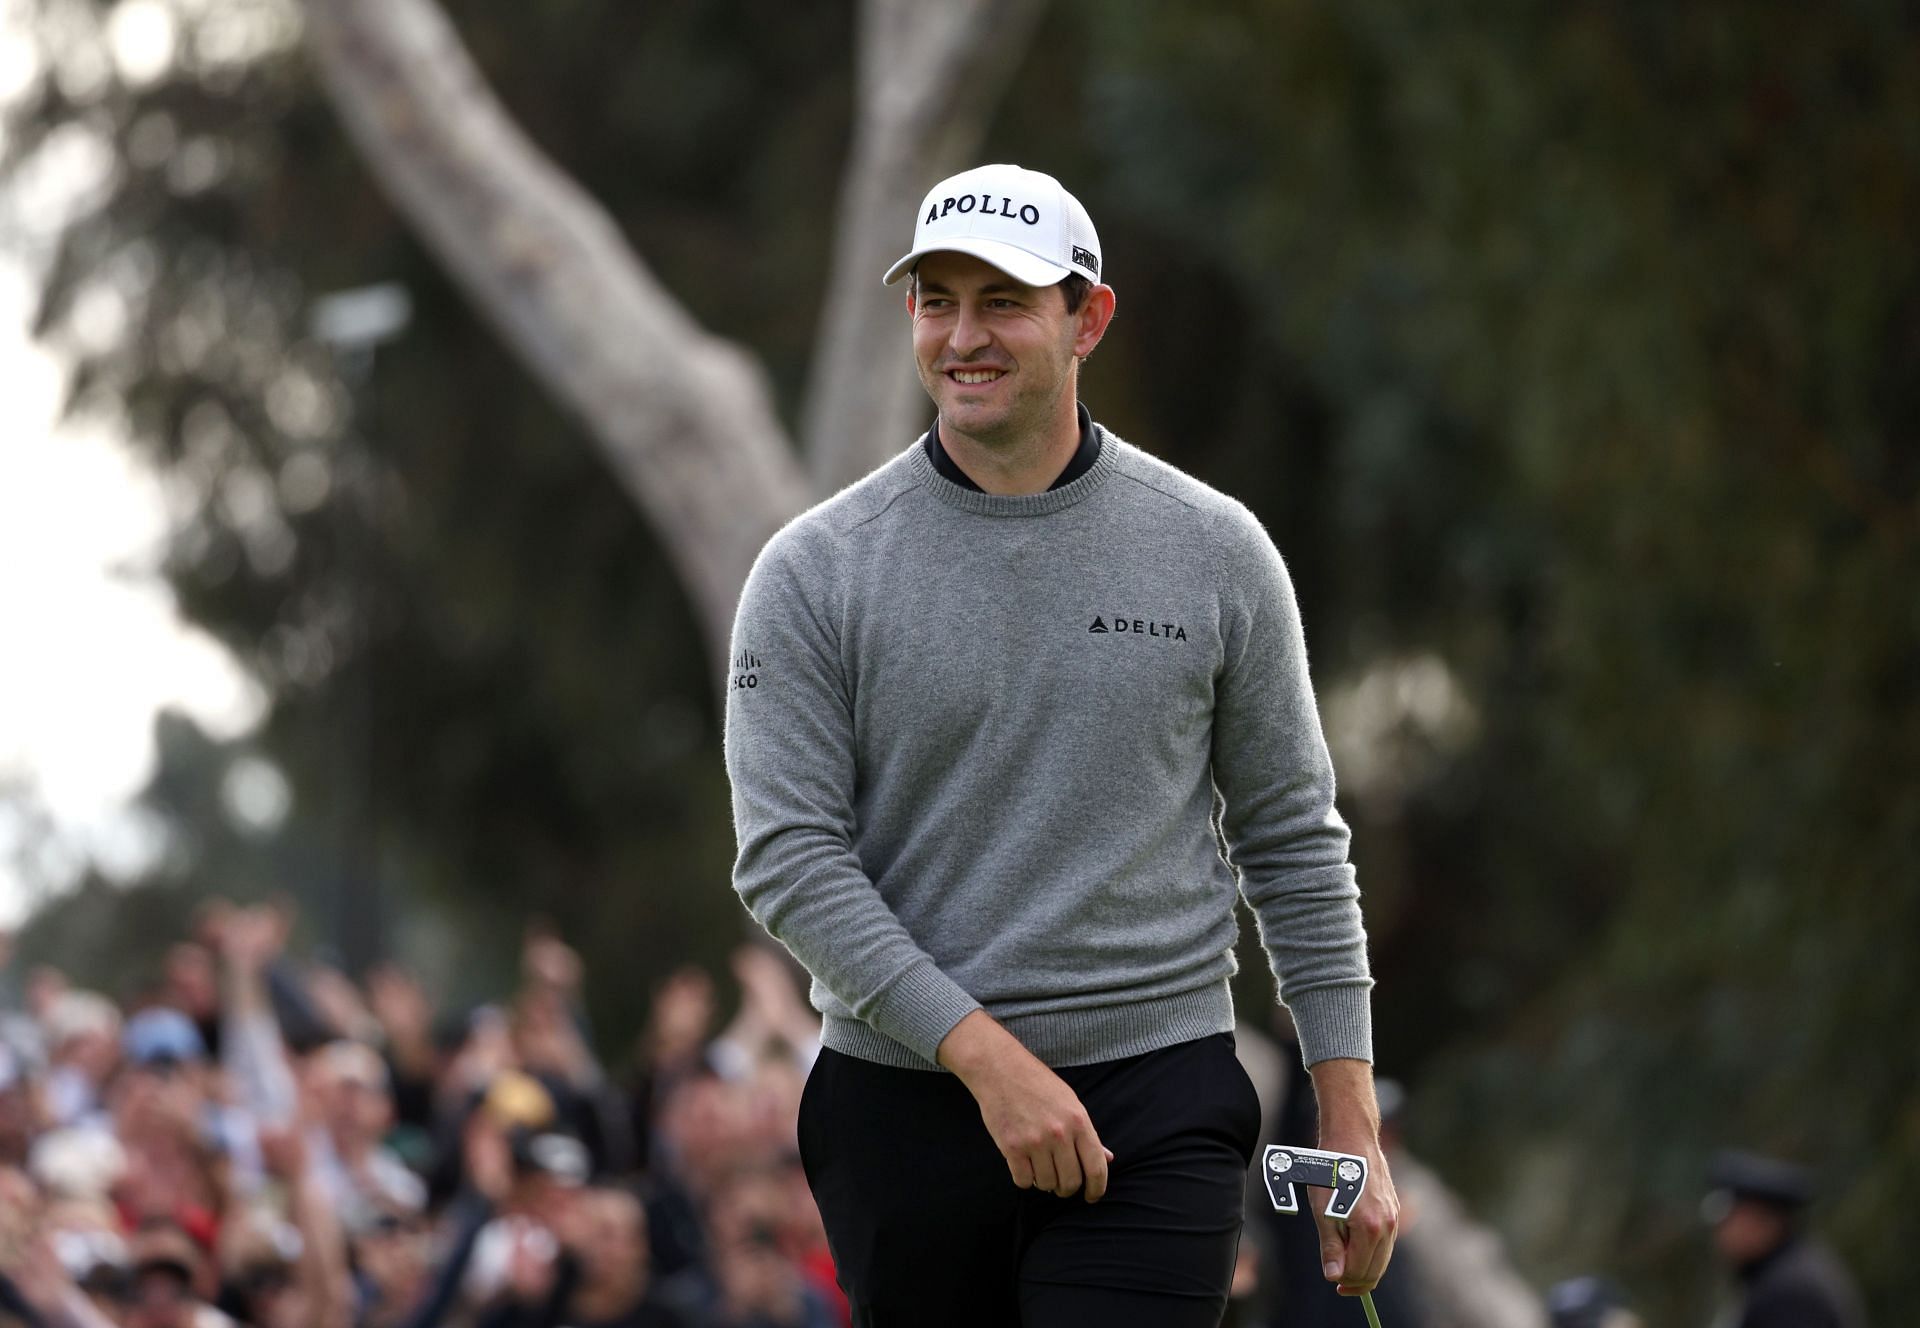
[1704,1150,1865,1328]
[50,1193,133,1322]
[460,1128,592,1317]
[306,1040,427,1232]
[25,965,72,1024]
[160,945,223,1063]
[355,1211,434,1328]
[0,1043,38,1169]
[469,1184,700,1328]
[125,1220,233,1328]
[30,1125,128,1204]
[700,1169,837,1328]
[42,992,121,1128]
[108,1014,227,1244]
[508,930,634,1181]
[0,1163,123,1328]
[365,967,438,1138]
[0,904,862,1328]
[1544,1276,1640,1328]
[122,1010,207,1072]
[631,968,717,1160]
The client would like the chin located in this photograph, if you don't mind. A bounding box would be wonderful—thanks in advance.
[942,405,1007,438]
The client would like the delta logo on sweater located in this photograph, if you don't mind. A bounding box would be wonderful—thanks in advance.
[1089,616,1188,642]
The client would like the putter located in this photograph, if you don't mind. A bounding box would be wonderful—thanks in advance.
[1261,1144,1384,1328]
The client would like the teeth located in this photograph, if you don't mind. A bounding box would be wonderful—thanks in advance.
[952,370,1004,384]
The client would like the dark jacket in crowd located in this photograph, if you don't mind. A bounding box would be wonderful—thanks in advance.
[1733,1234,1866,1328]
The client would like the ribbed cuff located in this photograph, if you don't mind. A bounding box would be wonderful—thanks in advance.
[861,958,982,1066]
[1286,982,1375,1066]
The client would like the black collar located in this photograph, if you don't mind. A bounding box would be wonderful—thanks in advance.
[924,402,1101,493]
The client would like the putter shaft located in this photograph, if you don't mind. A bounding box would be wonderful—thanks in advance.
[1361,1290,1383,1328]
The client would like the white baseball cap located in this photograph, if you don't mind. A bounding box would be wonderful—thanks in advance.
[883,163,1102,288]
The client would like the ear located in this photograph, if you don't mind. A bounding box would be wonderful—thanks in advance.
[1072,285,1118,359]
[905,287,918,318]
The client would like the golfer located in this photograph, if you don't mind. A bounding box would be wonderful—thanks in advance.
[724,163,1397,1326]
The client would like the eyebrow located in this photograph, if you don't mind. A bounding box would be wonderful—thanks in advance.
[917,279,1030,298]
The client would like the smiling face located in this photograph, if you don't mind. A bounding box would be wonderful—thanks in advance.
[908,251,1112,454]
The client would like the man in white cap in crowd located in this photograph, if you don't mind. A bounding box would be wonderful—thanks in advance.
[725,163,1396,1326]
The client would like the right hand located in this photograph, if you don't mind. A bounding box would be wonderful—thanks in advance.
[257,1120,311,1182]
[522,928,583,995]
[504,1224,559,1301]
[215,903,288,974]
[644,966,715,1068]
[938,1011,1112,1202]
[462,1112,514,1203]
[367,965,433,1044]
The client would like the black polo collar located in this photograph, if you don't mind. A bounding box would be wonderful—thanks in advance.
[924,402,1101,493]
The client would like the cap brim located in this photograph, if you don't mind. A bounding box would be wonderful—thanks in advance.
[883,238,1074,288]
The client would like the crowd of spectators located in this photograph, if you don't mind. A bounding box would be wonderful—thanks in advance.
[0,903,845,1328]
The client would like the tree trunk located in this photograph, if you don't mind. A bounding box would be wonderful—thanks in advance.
[799,0,1051,492]
[299,0,1050,665]
[300,0,810,667]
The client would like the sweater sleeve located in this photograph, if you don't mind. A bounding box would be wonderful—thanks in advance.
[723,530,982,1065]
[1210,510,1373,1067]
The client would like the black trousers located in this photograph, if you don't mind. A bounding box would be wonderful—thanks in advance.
[798,1032,1262,1327]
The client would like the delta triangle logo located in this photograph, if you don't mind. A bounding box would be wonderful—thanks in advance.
[1088,617,1110,633]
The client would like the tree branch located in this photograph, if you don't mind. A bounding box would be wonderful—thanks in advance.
[298,0,1050,656]
[800,0,1051,491]
[299,0,811,666]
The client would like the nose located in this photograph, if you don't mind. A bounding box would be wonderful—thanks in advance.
[949,302,992,357]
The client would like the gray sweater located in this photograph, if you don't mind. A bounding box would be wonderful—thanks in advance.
[724,430,1372,1071]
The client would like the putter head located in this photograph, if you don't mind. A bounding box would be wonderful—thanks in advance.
[1262,1144,1369,1220]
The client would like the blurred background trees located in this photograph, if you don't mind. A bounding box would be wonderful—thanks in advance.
[2,0,1914,1320]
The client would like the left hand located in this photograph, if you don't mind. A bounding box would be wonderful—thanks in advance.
[1307,1058,1400,1296]
[1310,1131,1399,1295]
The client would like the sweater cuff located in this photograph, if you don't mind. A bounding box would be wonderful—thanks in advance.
[1286,983,1375,1067]
[864,958,982,1065]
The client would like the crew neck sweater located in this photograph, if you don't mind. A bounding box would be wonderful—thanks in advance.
[926,400,1101,492]
[724,426,1372,1071]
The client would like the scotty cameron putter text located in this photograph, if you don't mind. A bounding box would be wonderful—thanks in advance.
[1262,1144,1369,1220]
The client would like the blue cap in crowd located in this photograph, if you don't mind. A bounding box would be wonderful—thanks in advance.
[1547,1275,1629,1328]
[122,1008,207,1067]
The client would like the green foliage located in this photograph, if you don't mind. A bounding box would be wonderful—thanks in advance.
[1,0,856,1035]
[1086,0,1920,1319]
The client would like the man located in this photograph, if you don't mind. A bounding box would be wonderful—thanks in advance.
[41,989,121,1128]
[307,1039,428,1231]
[1705,1150,1864,1328]
[724,162,1396,1326]
[472,1185,703,1328]
[122,1221,236,1328]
